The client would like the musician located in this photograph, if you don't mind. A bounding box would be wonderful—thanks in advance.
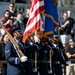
[0,33,9,75]
[38,37,54,75]
[52,35,68,75]
[24,34,40,75]
[4,28,27,75]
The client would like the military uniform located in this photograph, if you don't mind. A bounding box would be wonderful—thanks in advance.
[52,35,69,75]
[38,41,54,75]
[52,43,67,75]
[5,40,25,75]
[24,41,40,75]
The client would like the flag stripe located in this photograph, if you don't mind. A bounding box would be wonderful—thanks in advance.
[25,14,41,32]
[22,0,44,42]
[27,1,44,27]
[31,0,44,11]
[22,20,40,42]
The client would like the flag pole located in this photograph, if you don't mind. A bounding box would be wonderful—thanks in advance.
[34,31,38,73]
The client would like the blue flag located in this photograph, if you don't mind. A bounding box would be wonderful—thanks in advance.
[44,0,58,38]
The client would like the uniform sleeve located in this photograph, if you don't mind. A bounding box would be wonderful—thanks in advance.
[4,42,20,65]
[32,42,41,51]
[25,42,41,52]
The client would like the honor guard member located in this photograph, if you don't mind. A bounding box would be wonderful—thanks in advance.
[38,37,54,75]
[24,34,40,75]
[52,35,67,75]
[4,27,27,75]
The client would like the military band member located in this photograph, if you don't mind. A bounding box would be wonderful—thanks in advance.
[4,28,27,75]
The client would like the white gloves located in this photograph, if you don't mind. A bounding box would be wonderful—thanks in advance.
[34,35,40,43]
[20,56,28,62]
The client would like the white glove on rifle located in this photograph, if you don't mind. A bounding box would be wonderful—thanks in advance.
[20,56,28,62]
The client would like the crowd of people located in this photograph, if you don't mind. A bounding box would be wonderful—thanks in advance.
[0,1,75,75]
[0,0,26,3]
[54,9,75,75]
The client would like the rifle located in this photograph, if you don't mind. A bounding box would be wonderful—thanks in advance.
[47,44,54,74]
[49,50,54,74]
[0,20,25,57]
[33,52,37,72]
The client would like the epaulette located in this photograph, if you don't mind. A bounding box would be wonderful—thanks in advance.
[34,43,40,50]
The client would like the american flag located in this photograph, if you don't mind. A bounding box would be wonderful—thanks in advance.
[22,0,44,42]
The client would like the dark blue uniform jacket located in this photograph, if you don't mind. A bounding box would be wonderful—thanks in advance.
[5,41,25,75]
